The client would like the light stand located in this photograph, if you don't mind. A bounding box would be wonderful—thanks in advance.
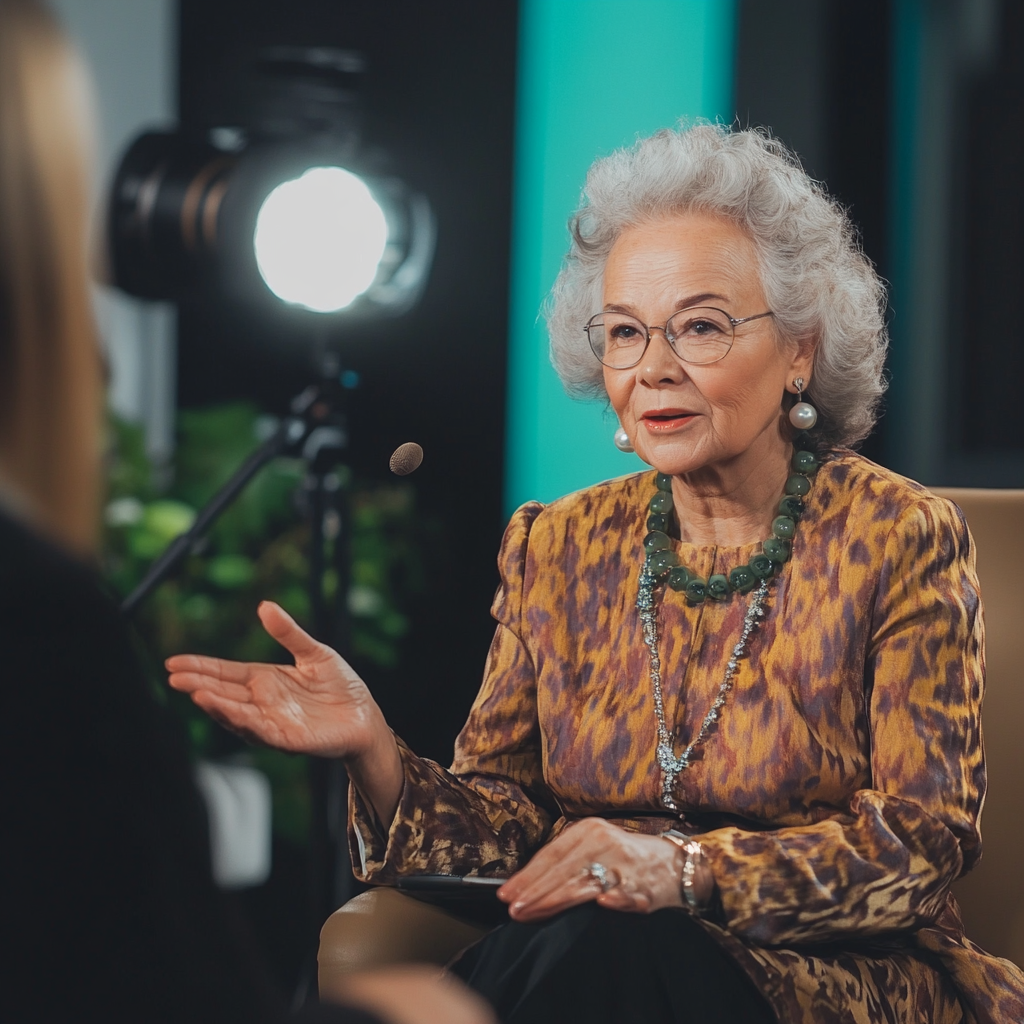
[122,379,348,621]
[109,46,435,1008]
[121,364,357,995]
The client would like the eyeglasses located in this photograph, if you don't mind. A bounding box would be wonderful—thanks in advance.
[583,306,775,369]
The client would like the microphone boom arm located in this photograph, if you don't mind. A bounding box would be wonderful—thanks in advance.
[120,386,333,616]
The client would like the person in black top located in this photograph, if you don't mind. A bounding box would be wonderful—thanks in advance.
[0,3,492,1022]
[1,500,487,1023]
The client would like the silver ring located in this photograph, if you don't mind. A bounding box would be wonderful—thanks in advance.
[586,861,613,893]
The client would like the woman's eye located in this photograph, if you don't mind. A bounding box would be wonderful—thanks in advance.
[609,323,641,341]
[685,318,724,337]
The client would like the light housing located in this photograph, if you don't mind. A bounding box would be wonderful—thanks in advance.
[107,48,435,318]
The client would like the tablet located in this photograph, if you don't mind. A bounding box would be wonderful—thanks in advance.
[395,874,510,925]
[396,874,507,893]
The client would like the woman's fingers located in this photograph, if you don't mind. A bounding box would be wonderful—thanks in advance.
[257,601,327,662]
[166,605,330,691]
[165,653,252,684]
[165,653,259,701]
[163,604,381,760]
[597,888,649,913]
[500,823,609,915]
[508,865,649,922]
[501,820,599,894]
[509,873,635,922]
[167,670,254,703]
[500,821,681,922]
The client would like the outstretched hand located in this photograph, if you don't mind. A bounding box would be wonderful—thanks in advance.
[166,601,382,761]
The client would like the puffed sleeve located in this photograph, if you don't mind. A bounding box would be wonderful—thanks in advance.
[697,496,985,946]
[348,501,559,882]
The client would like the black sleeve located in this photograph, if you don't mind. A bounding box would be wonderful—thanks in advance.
[0,513,288,1024]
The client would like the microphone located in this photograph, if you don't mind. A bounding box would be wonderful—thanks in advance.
[389,442,424,476]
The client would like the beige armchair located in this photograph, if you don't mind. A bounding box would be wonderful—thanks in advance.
[934,488,1024,966]
[319,487,1024,999]
[319,887,492,1000]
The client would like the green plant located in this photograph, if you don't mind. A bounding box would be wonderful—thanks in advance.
[103,404,422,844]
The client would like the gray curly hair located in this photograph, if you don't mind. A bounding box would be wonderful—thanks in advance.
[546,123,888,447]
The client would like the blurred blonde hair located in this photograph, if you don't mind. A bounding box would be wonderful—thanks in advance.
[0,0,101,554]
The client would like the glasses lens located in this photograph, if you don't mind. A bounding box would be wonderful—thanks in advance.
[587,312,648,368]
[664,307,735,364]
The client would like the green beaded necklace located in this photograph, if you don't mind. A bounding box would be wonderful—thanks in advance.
[638,436,820,810]
[641,435,819,601]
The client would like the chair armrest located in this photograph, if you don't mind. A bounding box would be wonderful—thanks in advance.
[318,888,491,1000]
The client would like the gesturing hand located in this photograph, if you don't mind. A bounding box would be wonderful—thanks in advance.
[497,818,712,923]
[165,600,382,761]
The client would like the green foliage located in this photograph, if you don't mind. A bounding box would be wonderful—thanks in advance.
[103,403,422,844]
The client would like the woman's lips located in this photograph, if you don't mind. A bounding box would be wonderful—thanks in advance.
[640,410,697,433]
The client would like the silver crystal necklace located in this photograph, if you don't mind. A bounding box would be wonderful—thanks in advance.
[638,565,770,811]
[637,445,818,812]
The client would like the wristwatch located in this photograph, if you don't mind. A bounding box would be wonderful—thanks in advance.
[661,829,709,913]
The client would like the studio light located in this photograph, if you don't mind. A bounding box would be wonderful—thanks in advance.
[254,166,388,312]
[109,49,432,946]
[107,48,435,318]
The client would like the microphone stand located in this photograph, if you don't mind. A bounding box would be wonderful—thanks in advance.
[121,383,342,615]
[121,370,357,1002]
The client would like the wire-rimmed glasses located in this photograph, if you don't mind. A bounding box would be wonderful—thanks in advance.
[584,306,774,369]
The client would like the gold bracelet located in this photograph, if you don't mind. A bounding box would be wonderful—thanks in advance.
[661,829,708,913]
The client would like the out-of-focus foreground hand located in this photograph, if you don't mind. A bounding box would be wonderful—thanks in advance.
[326,966,497,1024]
[497,817,698,923]
[165,600,384,761]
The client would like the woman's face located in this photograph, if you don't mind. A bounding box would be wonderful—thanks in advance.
[602,212,813,479]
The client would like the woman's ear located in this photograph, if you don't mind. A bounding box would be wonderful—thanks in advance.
[787,335,817,387]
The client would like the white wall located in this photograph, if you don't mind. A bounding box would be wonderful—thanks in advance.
[50,0,178,468]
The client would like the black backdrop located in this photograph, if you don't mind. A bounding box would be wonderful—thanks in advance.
[736,0,1024,482]
[962,0,1024,454]
[734,0,892,465]
[177,0,520,765]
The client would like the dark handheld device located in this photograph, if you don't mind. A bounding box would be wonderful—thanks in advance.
[395,875,509,924]
[396,874,506,894]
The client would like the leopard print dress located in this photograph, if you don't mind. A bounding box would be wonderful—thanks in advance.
[349,451,1024,1023]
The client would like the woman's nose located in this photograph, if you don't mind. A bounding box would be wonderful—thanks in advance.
[637,329,686,385]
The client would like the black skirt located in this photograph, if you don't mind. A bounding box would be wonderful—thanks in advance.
[450,903,777,1024]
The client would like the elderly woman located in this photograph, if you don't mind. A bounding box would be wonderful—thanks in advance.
[168,125,1024,1023]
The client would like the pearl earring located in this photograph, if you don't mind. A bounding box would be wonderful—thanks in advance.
[788,377,818,430]
[613,426,635,453]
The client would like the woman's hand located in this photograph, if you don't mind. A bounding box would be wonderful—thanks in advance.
[165,600,403,825]
[496,818,710,923]
[166,601,376,758]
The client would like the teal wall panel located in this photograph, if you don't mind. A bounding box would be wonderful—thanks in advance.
[505,0,737,515]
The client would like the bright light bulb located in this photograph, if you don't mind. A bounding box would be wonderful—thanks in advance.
[253,166,388,313]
